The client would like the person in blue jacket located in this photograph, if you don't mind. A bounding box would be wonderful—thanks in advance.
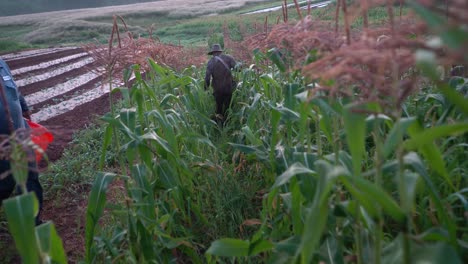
[0,58,43,225]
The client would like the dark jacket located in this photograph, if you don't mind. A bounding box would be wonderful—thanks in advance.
[0,59,25,135]
[204,54,236,95]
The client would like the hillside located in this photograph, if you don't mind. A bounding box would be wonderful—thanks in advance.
[0,0,280,52]
[1,0,162,17]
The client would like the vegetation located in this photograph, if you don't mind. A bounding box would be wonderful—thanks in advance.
[1,0,467,263]
[1,0,184,17]
[0,0,326,50]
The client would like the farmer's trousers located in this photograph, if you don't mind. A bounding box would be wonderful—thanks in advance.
[215,92,233,117]
[0,159,43,225]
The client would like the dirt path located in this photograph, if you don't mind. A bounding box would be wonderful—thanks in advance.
[1,47,117,263]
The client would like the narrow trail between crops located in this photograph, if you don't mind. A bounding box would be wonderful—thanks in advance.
[1,46,117,263]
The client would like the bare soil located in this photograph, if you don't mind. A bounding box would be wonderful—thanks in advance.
[1,47,116,263]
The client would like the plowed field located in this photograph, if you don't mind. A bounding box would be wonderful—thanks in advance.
[2,46,117,263]
[5,46,115,162]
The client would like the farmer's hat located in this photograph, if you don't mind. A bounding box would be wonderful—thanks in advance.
[208,44,223,55]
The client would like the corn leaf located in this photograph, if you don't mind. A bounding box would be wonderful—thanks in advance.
[4,193,40,264]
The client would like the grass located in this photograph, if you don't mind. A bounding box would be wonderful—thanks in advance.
[0,0,343,51]
[0,0,282,51]
[0,39,34,54]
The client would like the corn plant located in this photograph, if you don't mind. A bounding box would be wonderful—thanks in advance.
[1,132,67,264]
[205,2,467,264]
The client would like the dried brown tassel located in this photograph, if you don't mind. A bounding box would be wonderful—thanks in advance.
[264,16,268,34]
[115,16,122,49]
[387,0,395,35]
[335,0,341,36]
[293,0,303,20]
[361,0,369,30]
[284,0,289,22]
[342,0,351,45]
[400,0,404,21]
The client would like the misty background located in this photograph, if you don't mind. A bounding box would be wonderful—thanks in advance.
[1,0,161,16]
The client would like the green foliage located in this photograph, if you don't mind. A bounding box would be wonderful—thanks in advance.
[0,40,33,53]
[3,2,467,264]
[1,135,68,263]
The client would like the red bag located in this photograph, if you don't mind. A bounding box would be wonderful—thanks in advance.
[26,119,54,163]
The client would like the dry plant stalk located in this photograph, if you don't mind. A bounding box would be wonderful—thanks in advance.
[293,0,303,20]
[83,16,206,82]
[282,0,289,22]
[244,0,467,114]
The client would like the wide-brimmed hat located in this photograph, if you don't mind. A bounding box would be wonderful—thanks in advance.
[208,44,223,55]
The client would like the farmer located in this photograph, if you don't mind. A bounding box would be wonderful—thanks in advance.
[204,44,237,122]
[0,58,44,225]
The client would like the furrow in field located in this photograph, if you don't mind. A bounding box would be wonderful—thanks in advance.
[18,61,99,96]
[32,81,121,123]
[5,47,84,70]
[15,57,94,87]
[25,71,101,106]
[11,52,89,76]
[14,55,93,81]
[1,47,76,60]
[30,76,102,112]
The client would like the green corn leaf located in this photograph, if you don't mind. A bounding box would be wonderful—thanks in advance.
[131,165,156,220]
[273,162,316,188]
[405,123,468,150]
[340,176,406,223]
[229,143,268,161]
[120,108,136,131]
[242,125,263,146]
[4,193,40,264]
[148,58,169,77]
[112,86,131,106]
[383,117,416,159]
[141,130,174,156]
[406,122,468,191]
[438,83,468,116]
[382,235,462,264]
[249,239,274,256]
[267,48,286,72]
[36,222,67,264]
[274,106,300,121]
[284,83,300,109]
[207,238,250,257]
[99,124,113,170]
[343,105,367,176]
[85,172,116,262]
[291,181,303,234]
[402,171,420,213]
[298,160,339,264]
[270,108,281,162]
[404,153,458,247]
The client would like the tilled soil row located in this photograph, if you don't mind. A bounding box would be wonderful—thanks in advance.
[29,76,103,114]
[5,47,115,163]
[5,47,84,70]
[19,61,100,96]
[3,47,122,264]
[13,54,91,81]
